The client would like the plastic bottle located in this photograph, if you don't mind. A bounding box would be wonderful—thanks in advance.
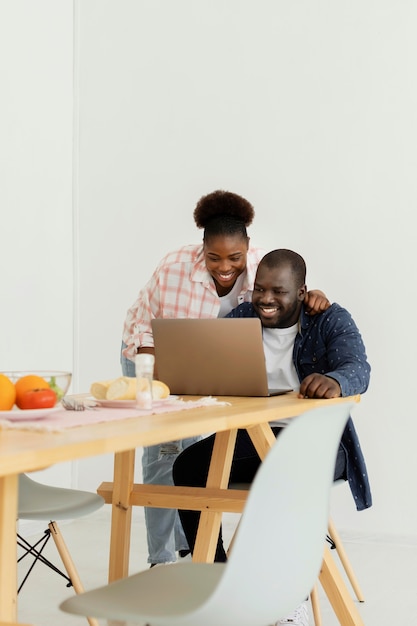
[135,353,155,410]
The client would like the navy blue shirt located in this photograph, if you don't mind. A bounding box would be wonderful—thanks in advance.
[226,302,372,511]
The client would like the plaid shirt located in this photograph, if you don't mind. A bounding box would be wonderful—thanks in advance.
[122,244,266,361]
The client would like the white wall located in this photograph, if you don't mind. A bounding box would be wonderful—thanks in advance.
[1,0,74,503]
[1,1,73,373]
[2,1,416,542]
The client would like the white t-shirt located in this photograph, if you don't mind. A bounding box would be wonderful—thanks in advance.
[218,273,246,317]
[262,323,300,427]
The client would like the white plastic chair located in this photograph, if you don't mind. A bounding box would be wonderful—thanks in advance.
[18,473,104,626]
[228,483,364,625]
[60,402,352,626]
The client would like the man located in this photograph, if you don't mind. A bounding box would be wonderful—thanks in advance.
[173,248,372,626]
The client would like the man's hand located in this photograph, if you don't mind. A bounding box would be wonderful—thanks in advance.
[298,374,341,399]
[304,289,330,314]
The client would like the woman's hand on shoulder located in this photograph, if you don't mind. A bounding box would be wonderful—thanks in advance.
[304,289,330,315]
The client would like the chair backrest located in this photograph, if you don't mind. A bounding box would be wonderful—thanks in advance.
[201,402,353,625]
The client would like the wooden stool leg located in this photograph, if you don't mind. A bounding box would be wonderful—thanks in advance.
[328,519,365,602]
[48,522,99,626]
[310,584,322,626]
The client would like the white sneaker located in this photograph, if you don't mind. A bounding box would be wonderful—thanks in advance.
[275,601,309,625]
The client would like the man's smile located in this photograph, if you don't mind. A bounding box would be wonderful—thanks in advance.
[257,305,279,319]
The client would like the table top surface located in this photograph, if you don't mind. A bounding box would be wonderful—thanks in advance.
[0,392,359,477]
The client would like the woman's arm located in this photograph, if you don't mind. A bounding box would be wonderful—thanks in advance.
[304,289,330,314]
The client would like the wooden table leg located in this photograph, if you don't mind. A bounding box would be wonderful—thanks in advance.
[108,449,135,582]
[0,475,18,623]
[226,423,277,557]
[246,422,277,460]
[193,429,238,563]
[319,545,365,626]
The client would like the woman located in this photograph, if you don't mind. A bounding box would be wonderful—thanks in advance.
[121,190,329,567]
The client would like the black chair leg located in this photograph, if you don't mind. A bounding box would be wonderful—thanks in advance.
[17,530,72,592]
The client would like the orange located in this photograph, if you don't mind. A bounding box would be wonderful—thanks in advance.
[0,373,16,410]
[15,374,49,409]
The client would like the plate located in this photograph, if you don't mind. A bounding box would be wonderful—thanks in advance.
[94,397,174,409]
[0,407,61,421]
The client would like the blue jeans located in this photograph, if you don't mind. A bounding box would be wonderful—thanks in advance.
[121,343,201,564]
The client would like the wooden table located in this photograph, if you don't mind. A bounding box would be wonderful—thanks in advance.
[0,392,364,626]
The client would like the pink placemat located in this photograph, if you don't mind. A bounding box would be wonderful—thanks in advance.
[0,397,229,433]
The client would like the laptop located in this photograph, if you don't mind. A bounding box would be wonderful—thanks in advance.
[151,318,293,397]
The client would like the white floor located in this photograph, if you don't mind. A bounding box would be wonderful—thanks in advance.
[17,507,417,626]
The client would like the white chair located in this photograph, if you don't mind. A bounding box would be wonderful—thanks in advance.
[60,402,352,626]
[228,483,364,626]
[18,473,105,626]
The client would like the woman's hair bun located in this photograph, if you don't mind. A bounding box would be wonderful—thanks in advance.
[193,190,255,229]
